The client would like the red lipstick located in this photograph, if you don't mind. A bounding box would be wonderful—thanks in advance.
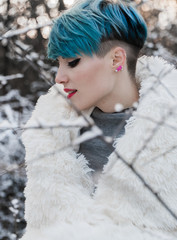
[64,88,77,99]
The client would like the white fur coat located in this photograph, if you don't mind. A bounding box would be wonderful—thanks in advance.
[20,56,177,240]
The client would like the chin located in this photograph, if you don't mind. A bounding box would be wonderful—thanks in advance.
[72,102,93,112]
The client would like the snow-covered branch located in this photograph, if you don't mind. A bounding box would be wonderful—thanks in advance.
[0,74,24,85]
[0,21,53,40]
[73,125,102,145]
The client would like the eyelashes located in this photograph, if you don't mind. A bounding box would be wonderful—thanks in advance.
[68,58,81,68]
[56,58,81,69]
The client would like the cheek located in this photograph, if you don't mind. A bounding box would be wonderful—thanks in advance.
[78,60,107,86]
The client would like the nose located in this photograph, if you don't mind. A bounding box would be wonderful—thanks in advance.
[55,68,69,85]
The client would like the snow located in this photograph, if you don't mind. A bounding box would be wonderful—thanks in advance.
[73,126,102,145]
[29,52,39,60]
[0,89,33,164]
[0,88,31,239]
[59,116,89,128]
[9,207,18,215]
[133,101,138,108]
[0,21,52,40]
[0,74,24,86]
[15,40,31,51]
[114,103,124,112]
[0,120,18,129]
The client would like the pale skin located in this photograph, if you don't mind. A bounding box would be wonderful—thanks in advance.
[55,47,139,113]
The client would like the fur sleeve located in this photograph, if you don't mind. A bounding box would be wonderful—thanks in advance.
[22,84,94,228]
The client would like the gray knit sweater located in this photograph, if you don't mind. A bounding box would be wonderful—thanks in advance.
[79,107,132,171]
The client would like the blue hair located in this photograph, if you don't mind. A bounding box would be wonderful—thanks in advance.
[48,0,147,59]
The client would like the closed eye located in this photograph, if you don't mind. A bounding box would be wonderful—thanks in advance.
[68,58,81,68]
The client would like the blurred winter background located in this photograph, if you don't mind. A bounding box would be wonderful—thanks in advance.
[0,0,176,239]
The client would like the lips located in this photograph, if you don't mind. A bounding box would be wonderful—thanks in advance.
[64,88,77,99]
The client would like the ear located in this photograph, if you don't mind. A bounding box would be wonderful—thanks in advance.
[111,47,126,71]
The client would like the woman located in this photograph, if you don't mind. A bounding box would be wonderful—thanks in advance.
[21,0,177,239]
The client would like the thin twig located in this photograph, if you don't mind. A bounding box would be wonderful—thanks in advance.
[98,134,177,222]
[144,144,177,166]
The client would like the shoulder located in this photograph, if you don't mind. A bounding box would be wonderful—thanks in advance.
[136,55,176,89]
[136,55,176,78]
[136,55,177,106]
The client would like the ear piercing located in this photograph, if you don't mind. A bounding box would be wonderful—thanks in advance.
[115,65,123,72]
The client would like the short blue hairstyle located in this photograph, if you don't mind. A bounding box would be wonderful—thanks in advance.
[48,0,147,60]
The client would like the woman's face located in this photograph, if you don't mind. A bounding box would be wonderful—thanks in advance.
[55,53,117,111]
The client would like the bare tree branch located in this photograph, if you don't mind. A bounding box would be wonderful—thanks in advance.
[0,21,53,40]
[0,74,24,86]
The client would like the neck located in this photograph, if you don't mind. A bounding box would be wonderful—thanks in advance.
[96,69,139,113]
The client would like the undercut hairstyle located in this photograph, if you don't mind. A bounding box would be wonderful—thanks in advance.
[48,0,147,79]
